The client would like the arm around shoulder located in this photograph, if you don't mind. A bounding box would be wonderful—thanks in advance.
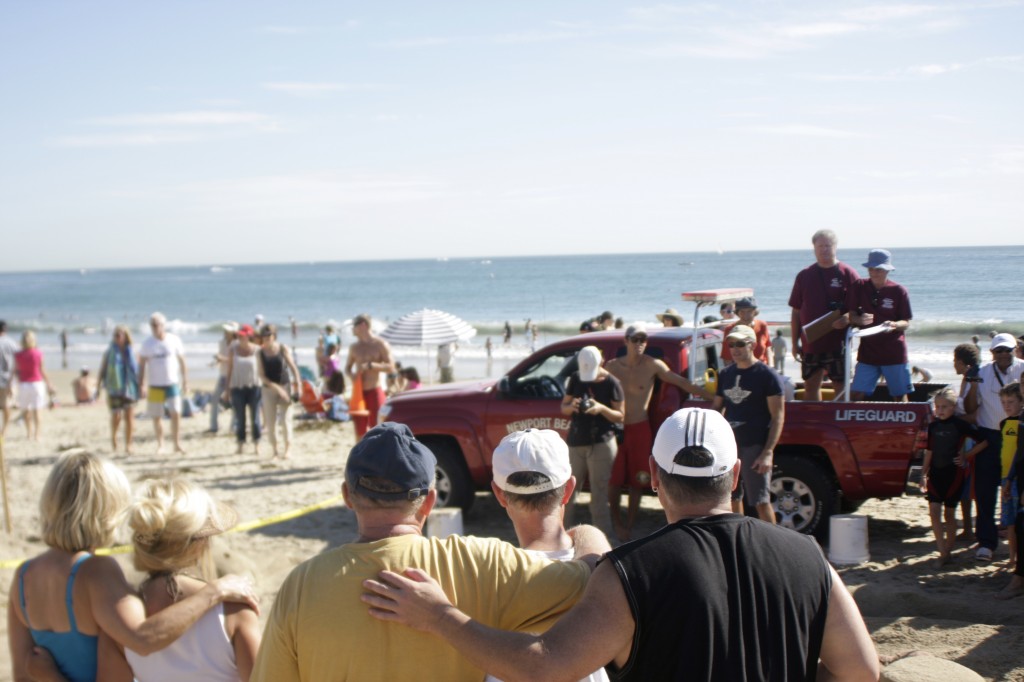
[568,524,612,570]
[85,556,257,656]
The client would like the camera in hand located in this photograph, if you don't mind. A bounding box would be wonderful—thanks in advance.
[964,366,981,383]
[578,395,594,413]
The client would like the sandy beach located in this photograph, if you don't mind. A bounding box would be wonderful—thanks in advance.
[1,369,1022,681]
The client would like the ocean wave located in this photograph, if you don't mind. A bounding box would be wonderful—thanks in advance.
[8,316,1023,341]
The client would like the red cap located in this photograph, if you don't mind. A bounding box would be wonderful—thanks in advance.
[237,324,256,338]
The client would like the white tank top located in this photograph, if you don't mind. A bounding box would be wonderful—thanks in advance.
[229,344,260,389]
[125,604,238,681]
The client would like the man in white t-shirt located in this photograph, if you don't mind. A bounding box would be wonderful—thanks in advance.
[138,311,188,454]
[963,333,1024,561]
[487,429,610,682]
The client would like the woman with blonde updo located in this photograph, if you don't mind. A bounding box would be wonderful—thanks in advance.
[97,478,261,681]
[7,452,259,682]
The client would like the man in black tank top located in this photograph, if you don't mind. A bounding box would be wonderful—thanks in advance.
[363,408,879,682]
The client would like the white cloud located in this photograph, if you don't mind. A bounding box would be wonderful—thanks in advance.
[262,82,382,96]
[907,62,965,76]
[50,132,204,148]
[490,29,585,44]
[736,124,865,138]
[802,54,1021,81]
[774,22,864,38]
[374,37,451,49]
[256,22,359,35]
[88,111,274,127]
[838,4,941,22]
[51,110,282,147]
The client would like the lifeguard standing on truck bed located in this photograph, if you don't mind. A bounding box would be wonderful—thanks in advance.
[789,229,858,402]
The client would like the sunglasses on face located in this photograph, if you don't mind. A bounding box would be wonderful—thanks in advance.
[629,336,648,344]
[993,348,1014,354]
[728,341,750,349]
[722,308,734,314]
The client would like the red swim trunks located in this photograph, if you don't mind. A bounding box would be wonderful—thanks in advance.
[353,386,386,438]
[610,421,653,490]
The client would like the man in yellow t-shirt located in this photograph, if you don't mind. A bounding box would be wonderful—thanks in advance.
[251,422,605,682]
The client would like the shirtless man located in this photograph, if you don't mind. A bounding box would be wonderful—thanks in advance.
[345,314,395,439]
[604,323,712,540]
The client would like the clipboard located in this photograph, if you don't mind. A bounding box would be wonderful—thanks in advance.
[853,324,890,338]
[802,309,842,344]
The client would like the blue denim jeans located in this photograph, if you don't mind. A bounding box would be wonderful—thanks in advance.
[210,375,227,431]
[975,427,1002,551]
[231,385,262,443]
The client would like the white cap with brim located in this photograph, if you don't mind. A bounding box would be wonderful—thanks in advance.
[492,429,572,494]
[653,408,737,477]
[222,322,239,333]
[577,346,602,382]
[991,333,1017,350]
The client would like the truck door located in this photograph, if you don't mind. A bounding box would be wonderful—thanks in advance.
[484,348,576,453]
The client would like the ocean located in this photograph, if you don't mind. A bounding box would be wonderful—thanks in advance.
[2,246,1022,384]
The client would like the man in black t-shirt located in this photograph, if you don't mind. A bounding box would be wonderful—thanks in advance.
[362,408,879,682]
[711,325,784,523]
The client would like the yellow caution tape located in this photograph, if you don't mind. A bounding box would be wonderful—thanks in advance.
[0,493,345,570]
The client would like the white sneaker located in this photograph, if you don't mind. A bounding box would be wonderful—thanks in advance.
[976,547,993,562]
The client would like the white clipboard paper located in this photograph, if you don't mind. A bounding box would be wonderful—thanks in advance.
[853,324,889,338]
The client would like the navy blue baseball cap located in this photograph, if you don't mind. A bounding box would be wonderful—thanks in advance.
[345,422,436,500]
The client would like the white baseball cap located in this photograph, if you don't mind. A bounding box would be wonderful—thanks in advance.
[991,333,1017,351]
[577,345,602,382]
[492,429,572,494]
[652,408,737,477]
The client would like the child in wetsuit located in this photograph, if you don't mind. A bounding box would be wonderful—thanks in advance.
[922,388,985,566]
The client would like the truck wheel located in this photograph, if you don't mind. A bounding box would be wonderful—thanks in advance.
[428,441,475,512]
[770,455,836,538]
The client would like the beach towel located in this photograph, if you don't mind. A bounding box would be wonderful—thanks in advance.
[102,344,139,401]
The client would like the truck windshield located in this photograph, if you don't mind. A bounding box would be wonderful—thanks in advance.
[509,350,577,398]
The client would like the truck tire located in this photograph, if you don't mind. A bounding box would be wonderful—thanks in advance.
[425,440,475,512]
[771,455,836,538]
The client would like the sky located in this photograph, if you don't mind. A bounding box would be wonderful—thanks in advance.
[1,1,1022,272]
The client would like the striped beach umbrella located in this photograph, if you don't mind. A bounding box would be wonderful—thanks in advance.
[379,309,477,346]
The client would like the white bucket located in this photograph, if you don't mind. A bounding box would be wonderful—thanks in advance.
[426,508,464,539]
[828,514,870,565]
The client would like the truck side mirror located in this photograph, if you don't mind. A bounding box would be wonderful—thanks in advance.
[498,376,510,394]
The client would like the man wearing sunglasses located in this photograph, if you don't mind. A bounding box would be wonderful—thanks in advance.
[710,325,784,523]
[605,323,712,540]
[964,333,1024,561]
